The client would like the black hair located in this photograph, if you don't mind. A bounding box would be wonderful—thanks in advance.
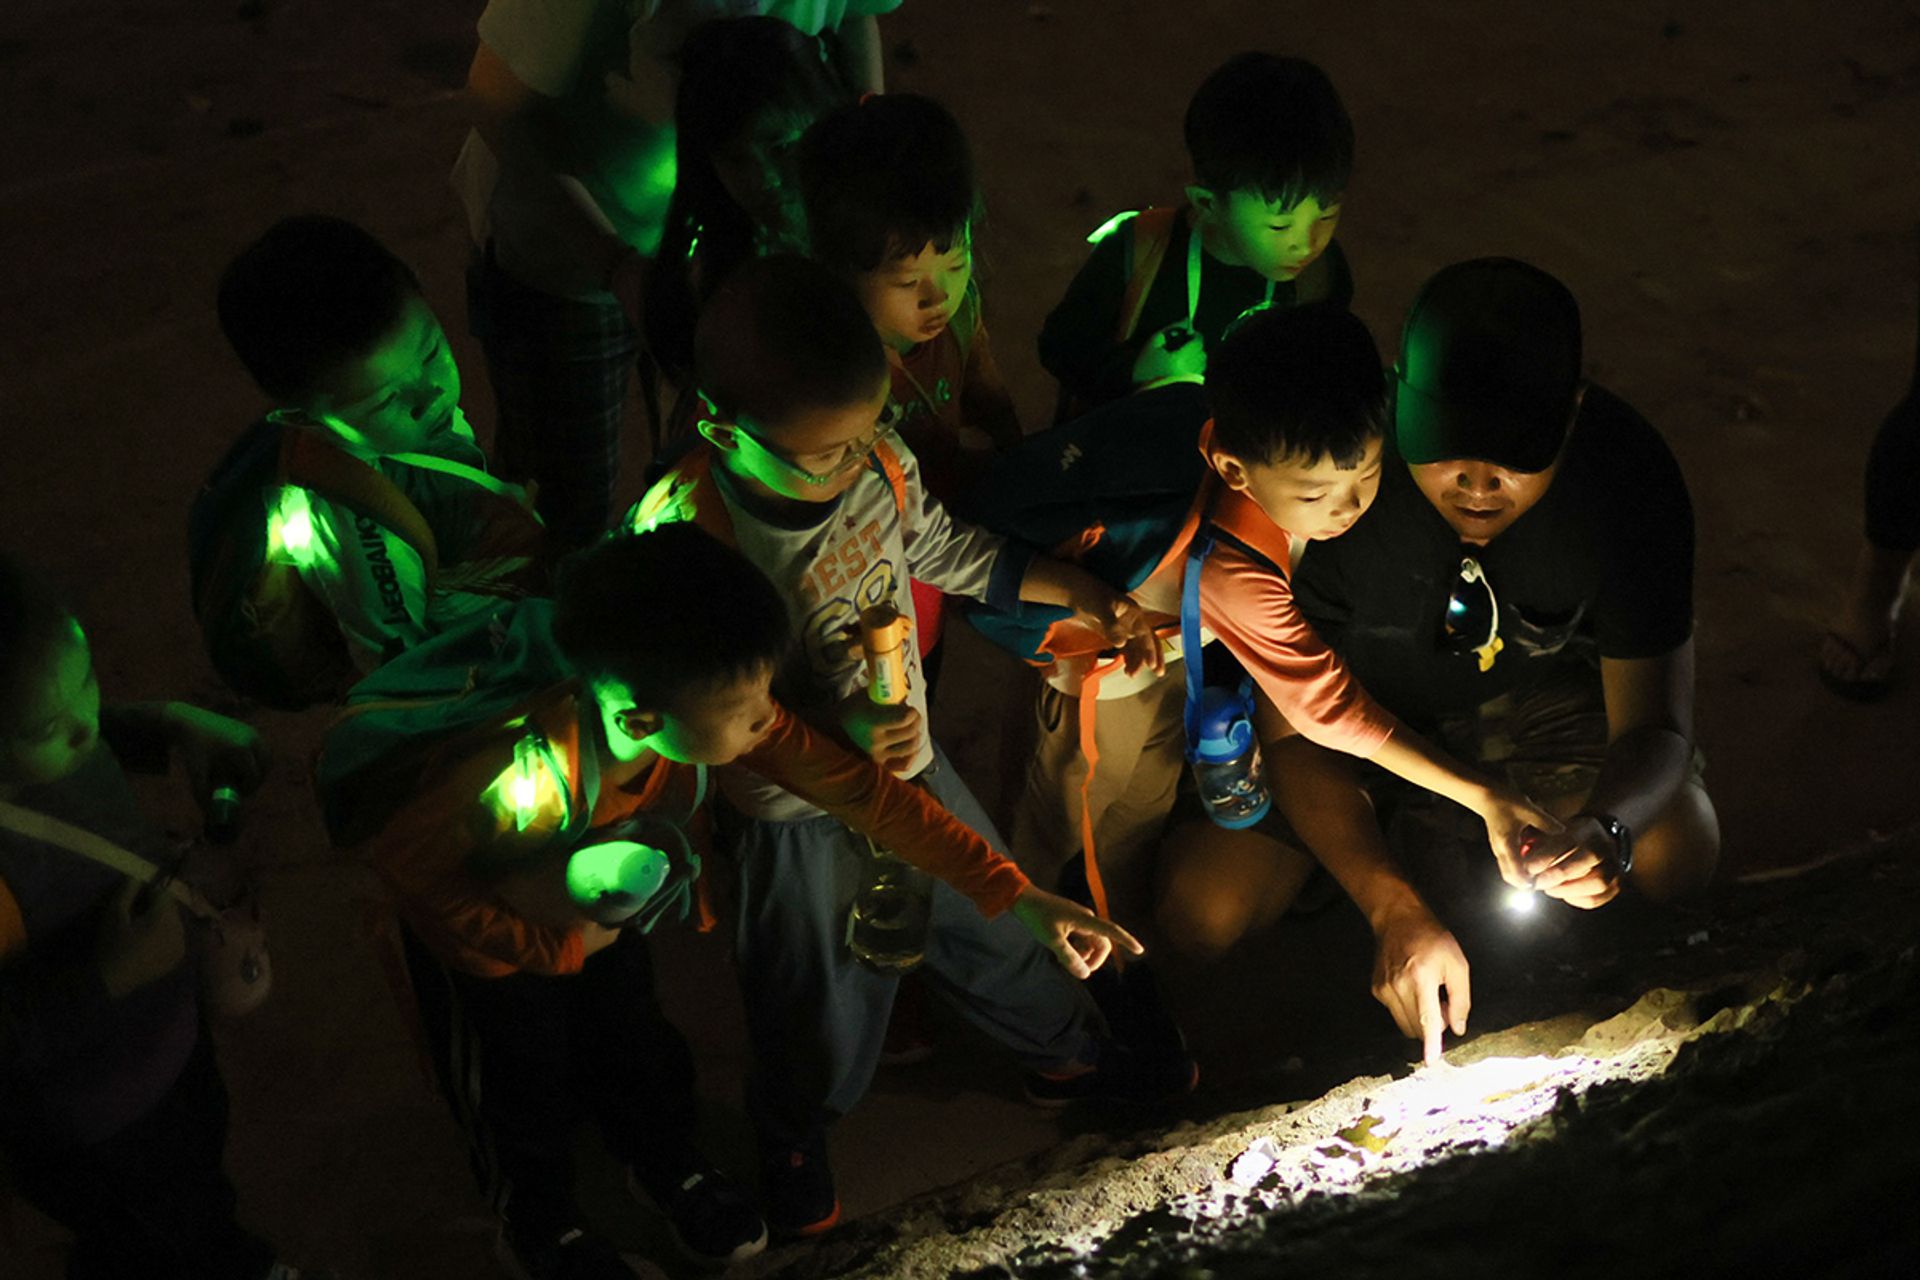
[1183,53,1353,209]
[1208,303,1385,468]
[799,92,979,274]
[217,215,421,404]
[645,17,852,383]
[0,553,76,737]
[552,524,791,709]
[694,254,887,425]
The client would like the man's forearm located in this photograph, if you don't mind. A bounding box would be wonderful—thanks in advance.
[1579,724,1692,834]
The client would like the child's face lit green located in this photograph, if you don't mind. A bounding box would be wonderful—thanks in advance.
[706,377,895,505]
[1195,189,1342,283]
[854,235,973,351]
[2,619,102,789]
[301,293,462,455]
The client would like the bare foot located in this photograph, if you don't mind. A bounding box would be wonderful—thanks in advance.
[1819,542,1911,695]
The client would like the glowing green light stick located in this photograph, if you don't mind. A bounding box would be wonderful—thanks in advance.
[267,485,318,568]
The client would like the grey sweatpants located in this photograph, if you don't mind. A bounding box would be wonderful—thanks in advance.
[723,745,1101,1150]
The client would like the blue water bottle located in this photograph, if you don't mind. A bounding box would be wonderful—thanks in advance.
[1190,680,1271,829]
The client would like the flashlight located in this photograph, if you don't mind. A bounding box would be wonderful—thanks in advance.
[1503,884,1538,915]
[565,840,670,925]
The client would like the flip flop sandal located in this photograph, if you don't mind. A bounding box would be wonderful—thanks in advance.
[1818,629,1895,702]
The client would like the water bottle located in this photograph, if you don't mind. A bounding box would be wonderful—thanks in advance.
[846,602,934,973]
[1190,681,1271,829]
[565,839,671,926]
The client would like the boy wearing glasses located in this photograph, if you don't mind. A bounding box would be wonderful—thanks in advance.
[629,255,1176,1239]
[1279,258,1719,958]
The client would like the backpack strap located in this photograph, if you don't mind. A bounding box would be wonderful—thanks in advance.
[1179,527,1218,763]
[385,450,535,509]
[280,428,441,576]
[0,800,217,921]
[1115,205,1184,344]
[870,441,910,519]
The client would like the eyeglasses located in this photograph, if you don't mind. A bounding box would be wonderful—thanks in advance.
[716,401,901,488]
[1441,551,1504,673]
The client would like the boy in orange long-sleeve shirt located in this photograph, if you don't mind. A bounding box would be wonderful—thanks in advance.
[321,526,1127,1278]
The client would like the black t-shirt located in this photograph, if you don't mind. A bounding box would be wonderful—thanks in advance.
[1038,206,1354,409]
[1292,385,1694,729]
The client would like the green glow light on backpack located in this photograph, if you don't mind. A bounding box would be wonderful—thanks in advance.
[267,486,318,567]
[489,731,568,832]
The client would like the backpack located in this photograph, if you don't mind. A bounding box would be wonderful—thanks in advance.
[317,598,711,932]
[188,418,544,710]
[954,380,1214,666]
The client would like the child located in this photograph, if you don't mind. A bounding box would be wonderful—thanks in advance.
[319,523,1134,1274]
[212,215,546,690]
[0,554,314,1278]
[799,91,1022,501]
[1001,304,1555,1065]
[1038,52,1355,415]
[630,255,1182,1238]
[644,16,854,403]
[457,0,898,545]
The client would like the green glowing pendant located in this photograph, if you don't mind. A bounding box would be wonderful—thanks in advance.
[565,840,670,924]
[267,486,318,567]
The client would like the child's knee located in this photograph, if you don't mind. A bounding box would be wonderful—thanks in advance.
[1156,866,1254,960]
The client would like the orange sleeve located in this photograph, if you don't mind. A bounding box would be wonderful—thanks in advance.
[364,741,585,979]
[1200,541,1400,758]
[0,875,26,964]
[741,707,1031,916]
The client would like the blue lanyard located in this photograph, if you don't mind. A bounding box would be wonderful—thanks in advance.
[1180,529,1215,763]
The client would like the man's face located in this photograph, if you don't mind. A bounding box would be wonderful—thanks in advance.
[1214,435,1384,542]
[594,668,779,766]
[706,376,894,505]
[2,618,102,790]
[1409,457,1558,545]
[303,293,462,455]
[852,235,973,351]
[1191,188,1342,283]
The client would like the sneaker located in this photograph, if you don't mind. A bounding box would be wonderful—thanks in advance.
[1085,960,1189,1061]
[1024,1041,1199,1109]
[629,1165,769,1267]
[761,1140,841,1238]
[495,1224,645,1280]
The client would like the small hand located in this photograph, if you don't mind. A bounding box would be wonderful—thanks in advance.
[1477,787,1563,889]
[1521,816,1625,909]
[1074,589,1164,678]
[1010,885,1144,979]
[1369,901,1471,1066]
[580,921,623,959]
[164,703,270,812]
[1131,322,1207,388]
[839,696,924,774]
[97,878,189,1000]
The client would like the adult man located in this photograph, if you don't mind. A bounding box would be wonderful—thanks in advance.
[1168,258,1720,1060]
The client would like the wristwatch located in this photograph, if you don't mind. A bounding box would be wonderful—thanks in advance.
[1579,812,1633,875]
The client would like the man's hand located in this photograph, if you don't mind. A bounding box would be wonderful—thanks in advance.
[163,703,270,812]
[1369,900,1471,1066]
[1131,323,1207,388]
[1475,786,1563,889]
[1010,885,1144,979]
[97,879,189,1000]
[1521,816,1625,909]
[838,695,924,774]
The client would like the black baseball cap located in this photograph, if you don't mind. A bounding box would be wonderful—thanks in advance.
[1393,258,1582,473]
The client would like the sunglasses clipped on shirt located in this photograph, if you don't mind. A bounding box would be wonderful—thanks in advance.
[1441,549,1505,673]
[720,400,903,488]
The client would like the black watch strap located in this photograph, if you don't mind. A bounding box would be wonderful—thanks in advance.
[1579,812,1633,875]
